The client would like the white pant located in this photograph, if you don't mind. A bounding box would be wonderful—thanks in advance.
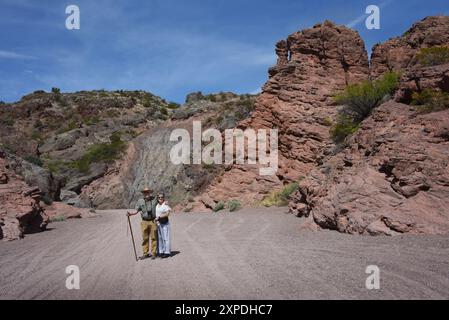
[158,222,171,254]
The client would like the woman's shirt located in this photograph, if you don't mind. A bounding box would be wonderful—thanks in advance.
[156,202,171,223]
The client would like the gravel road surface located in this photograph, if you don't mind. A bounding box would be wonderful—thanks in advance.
[1,208,448,299]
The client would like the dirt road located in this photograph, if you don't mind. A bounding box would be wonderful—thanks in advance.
[0,207,448,299]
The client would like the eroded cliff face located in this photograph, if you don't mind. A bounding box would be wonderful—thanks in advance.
[191,20,370,211]
[78,93,257,209]
[289,16,449,235]
[289,101,449,235]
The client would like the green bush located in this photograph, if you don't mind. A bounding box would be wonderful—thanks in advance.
[330,115,359,144]
[41,194,53,205]
[50,215,66,222]
[84,115,101,125]
[334,72,399,123]
[167,102,180,109]
[227,199,241,212]
[160,107,168,115]
[44,159,68,174]
[1,118,14,126]
[51,87,61,94]
[416,46,449,66]
[213,202,225,212]
[411,89,449,113]
[24,155,43,167]
[261,182,299,207]
[331,72,399,143]
[72,132,126,173]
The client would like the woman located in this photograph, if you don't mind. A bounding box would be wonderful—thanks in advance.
[155,193,171,258]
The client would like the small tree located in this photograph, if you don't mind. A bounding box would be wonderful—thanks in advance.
[51,87,61,94]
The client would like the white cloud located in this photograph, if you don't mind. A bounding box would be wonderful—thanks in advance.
[0,50,35,60]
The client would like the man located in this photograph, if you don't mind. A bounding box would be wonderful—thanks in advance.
[127,187,158,260]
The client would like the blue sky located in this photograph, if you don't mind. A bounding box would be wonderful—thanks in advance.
[1,0,448,103]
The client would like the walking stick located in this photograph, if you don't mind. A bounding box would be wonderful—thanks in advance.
[127,214,138,262]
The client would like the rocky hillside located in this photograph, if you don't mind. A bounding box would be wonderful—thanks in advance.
[78,92,257,209]
[0,88,256,208]
[0,90,173,201]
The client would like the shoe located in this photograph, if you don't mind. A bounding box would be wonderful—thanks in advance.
[161,253,170,258]
[139,254,150,260]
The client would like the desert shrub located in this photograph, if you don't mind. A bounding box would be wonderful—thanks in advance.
[208,95,217,102]
[49,215,66,222]
[123,129,139,138]
[411,89,449,113]
[84,115,101,125]
[334,72,399,123]
[160,107,168,115]
[51,87,61,94]
[41,194,53,205]
[331,72,399,143]
[105,109,120,118]
[261,182,299,207]
[24,155,43,167]
[72,132,126,173]
[416,46,449,66]
[227,199,241,212]
[31,131,44,143]
[322,118,333,127]
[65,120,78,132]
[213,202,225,212]
[167,102,180,109]
[34,119,44,130]
[44,159,68,174]
[1,118,14,126]
[330,115,359,144]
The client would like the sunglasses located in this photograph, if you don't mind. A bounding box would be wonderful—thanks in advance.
[157,197,164,199]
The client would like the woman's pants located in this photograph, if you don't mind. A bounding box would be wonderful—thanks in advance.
[157,222,171,254]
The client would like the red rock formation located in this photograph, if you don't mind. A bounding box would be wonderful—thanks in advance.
[396,63,449,103]
[193,21,370,210]
[289,101,449,235]
[289,16,449,235]
[371,16,449,79]
[0,150,93,240]
[0,152,48,240]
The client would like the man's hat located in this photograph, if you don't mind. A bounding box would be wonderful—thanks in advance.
[141,187,153,193]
